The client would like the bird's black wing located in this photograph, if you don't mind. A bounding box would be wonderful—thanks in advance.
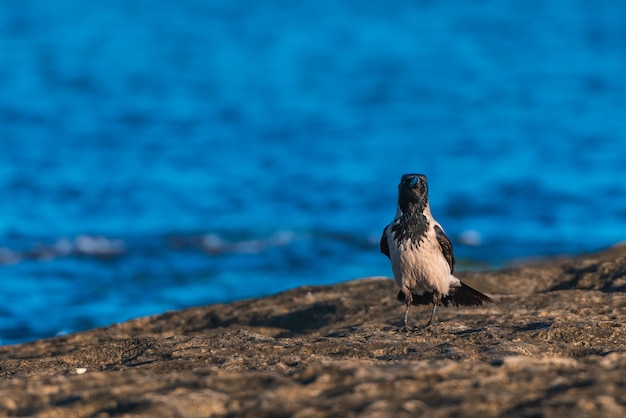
[434,224,455,273]
[380,226,390,259]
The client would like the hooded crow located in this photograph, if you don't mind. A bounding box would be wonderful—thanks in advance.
[381,174,493,329]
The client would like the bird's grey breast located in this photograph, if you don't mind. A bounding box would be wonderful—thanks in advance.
[387,212,453,294]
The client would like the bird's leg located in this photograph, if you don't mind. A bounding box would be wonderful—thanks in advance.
[402,305,411,331]
[401,291,412,332]
[425,293,441,327]
[425,304,438,327]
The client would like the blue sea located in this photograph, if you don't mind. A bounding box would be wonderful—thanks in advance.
[1,0,626,345]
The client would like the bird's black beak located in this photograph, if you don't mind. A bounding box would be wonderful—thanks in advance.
[400,173,425,191]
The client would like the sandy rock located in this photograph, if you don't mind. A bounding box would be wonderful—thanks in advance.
[1,244,626,417]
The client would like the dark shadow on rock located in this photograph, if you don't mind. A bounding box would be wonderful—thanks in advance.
[452,328,483,336]
[199,302,339,338]
[203,311,233,329]
[250,302,339,337]
[502,379,595,417]
[549,260,626,292]
[100,401,154,416]
[513,322,553,332]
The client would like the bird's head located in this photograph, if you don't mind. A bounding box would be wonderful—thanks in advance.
[398,173,429,212]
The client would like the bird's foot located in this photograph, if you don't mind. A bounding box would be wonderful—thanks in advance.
[398,320,412,333]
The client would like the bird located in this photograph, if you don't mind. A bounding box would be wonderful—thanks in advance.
[380,173,493,329]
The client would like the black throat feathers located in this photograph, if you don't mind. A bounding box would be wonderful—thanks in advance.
[391,204,430,245]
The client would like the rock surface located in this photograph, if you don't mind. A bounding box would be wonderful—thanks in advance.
[1,245,626,417]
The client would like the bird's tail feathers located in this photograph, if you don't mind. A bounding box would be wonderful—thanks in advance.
[446,281,493,307]
[397,282,493,307]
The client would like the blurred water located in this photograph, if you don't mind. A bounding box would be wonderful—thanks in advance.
[1,0,626,344]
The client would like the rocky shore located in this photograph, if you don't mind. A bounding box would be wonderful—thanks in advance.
[1,245,625,417]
